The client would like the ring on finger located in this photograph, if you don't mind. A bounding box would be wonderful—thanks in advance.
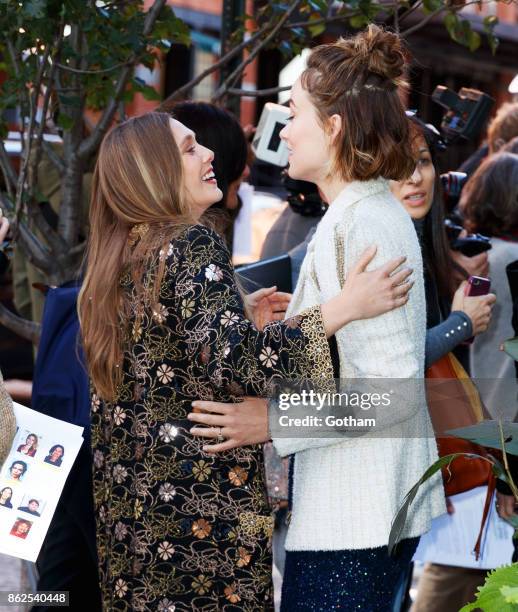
[217,427,225,443]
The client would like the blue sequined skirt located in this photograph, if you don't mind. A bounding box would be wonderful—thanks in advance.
[280,537,419,611]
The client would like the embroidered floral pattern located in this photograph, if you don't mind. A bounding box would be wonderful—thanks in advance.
[92,225,333,611]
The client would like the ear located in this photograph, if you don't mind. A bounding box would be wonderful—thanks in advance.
[328,113,342,144]
[493,137,505,152]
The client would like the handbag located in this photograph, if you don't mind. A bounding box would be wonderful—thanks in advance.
[426,352,496,559]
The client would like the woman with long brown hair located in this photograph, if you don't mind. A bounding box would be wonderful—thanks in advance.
[78,111,413,610]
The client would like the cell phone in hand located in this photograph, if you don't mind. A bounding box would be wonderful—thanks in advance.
[464,276,491,344]
[464,275,491,297]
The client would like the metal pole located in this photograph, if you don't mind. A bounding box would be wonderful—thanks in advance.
[220,0,245,117]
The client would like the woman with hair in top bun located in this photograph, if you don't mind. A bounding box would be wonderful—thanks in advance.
[189,25,446,610]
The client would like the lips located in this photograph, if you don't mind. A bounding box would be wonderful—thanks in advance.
[404,192,426,206]
[202,167,216,182]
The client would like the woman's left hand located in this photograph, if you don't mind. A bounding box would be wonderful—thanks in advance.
[244,286,292,331]
[188,397,269,453]
[496,491,517,520]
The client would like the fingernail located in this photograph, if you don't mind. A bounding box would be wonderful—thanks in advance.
[187,413,193,420]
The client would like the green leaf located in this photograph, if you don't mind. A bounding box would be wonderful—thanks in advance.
[350,14,368,28]
[422,0,442,14]
[459,564,518,612]
[140,84,161,101]
[468,30,481,52]
[501,585,518,604]
[504,337,518,361]
[483,15,499,29]
[444,12,459,39]
[389,453,472,554]
[56,114,74,131]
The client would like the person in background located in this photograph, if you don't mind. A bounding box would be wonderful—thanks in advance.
[458,101,518,178]
[390,116,496,612]
[18,499,41,517]
[461,153,518,402]
[0,486,14,508]
[8,460,27,482]
[168,101,250,250]
[17,433,38,457]
[44,444,64,467]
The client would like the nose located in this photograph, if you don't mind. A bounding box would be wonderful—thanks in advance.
[409,165,422,185]
[279,123,289,141]
[242,164,250,181]
[202,145,214,164]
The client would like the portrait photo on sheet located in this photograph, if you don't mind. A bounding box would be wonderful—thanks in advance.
[43,444,65,467]
[0,485,16,509]
[15,430,41,458]
[3,458,29,484]
[17,495,45,518]
[10,517,33,539]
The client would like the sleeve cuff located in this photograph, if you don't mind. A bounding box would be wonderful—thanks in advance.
[297,305,334,382]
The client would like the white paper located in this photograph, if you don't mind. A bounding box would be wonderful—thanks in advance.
[413,486,515,569]
[0,402,84,562]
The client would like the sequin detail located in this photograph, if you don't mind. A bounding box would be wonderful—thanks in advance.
[334,227,346,290]
[281,537,419,611]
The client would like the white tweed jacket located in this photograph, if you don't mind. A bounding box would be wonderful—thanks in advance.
[273,178,446,551]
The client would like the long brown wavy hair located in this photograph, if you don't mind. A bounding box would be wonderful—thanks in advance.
[78,112,195,401]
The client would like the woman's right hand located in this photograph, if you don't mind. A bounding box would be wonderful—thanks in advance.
[321,245,413,337]
[451,280,496,336]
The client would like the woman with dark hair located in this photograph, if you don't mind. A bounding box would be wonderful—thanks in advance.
[170,101,249,247]
[44,444,64,466]
[390,117,496,612]
[78,110,412,610]
[390,118,495,364]
[17,433,38,457]
[0,486,13,508]
[8,460,27,482]
[461,153,518,402]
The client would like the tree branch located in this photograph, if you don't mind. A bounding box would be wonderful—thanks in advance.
[41,140,65,175]
[212,0,304,102]
[157,21,273,109]
[0,141,17,199]
[78,0,167,160]
[14,43,53,226]
[29,21,65,198]
[0,303,41,345]
[227,85,291,97]
[55,60,131,75]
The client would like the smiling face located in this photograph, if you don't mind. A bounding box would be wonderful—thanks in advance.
[27,435,37,448]
[51,447,63,461]
[279,78,334,185]
[390,135,435,220]
[28,500,39,512]
[15,522,29,535]
[169,118,223,219]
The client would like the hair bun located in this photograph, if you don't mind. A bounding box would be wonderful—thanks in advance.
[352,25,407,84]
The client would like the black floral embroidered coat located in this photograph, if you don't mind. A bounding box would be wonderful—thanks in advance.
[91,225,331,611]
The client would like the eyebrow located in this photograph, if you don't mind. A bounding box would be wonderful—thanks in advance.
[418,147,429,153]
[180,133,195,148]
